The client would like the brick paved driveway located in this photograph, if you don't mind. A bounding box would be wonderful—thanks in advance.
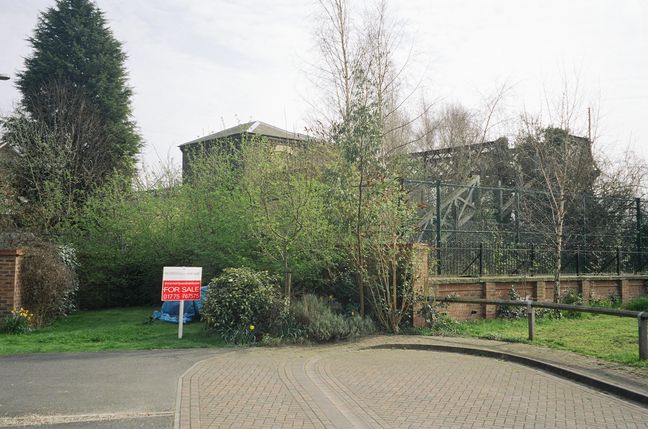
[177,340,648,429]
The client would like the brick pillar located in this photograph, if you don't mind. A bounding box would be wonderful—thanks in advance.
[0,249,24,317]
[580,280,592,302]
[482,282,497,319]
[534,281,546,301]
[620,279,630,303]
[412,243,429,328]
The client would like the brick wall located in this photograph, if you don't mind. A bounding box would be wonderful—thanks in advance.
[0,249,23,317]
[423,277,648,323]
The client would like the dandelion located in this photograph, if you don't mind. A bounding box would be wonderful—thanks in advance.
[249,325,255,331]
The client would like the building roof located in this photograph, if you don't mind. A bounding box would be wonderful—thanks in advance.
[179,121,311,148]
[412,138,509,158]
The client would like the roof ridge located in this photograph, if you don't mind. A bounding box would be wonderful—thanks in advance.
[247,121,261,133]
[179,120,312,148]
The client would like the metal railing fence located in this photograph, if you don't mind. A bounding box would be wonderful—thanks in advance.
[435,242,646,277]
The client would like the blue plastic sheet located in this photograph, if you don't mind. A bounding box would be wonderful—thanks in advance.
[152,285,208,324]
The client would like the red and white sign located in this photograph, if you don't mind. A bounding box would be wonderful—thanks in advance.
[162,267,202,301]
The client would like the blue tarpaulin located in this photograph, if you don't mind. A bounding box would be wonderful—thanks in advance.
[152,285,209,324]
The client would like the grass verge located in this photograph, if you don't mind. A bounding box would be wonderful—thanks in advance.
[0,307,224,355]
[418,314,648,368]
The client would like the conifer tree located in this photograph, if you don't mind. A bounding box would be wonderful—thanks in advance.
[16,0,141,176]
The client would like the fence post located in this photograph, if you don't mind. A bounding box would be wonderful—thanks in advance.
[616,246,621,275]
[515,189,521,244]
[479,242,484,276]
[639,313,648,360]
[436,180,442,275]
[497,180,503,223]
[530,244,535,277]
[576,248,581,276]
[527,301,535,341]
[636,197,642,273]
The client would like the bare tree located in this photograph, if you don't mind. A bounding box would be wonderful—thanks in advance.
[595,149,648,200]
[516,117,598,299]
[1,80,115,232]
[415,86,511,184]
[313,0,434,318]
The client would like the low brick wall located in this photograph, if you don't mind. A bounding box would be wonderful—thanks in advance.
[411,245,648,324]
[0,248,24,317]
[427,276,648,322]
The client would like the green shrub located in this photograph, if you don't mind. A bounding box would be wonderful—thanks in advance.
[624,296,648,312]
[496,286,561,320]
[560,289,583,319]
[201,267,288,342]
[417,297,450,327]
[589,296,613,308]
[291,294,375,343]
[496,287,527,319]
[422,313,464,336]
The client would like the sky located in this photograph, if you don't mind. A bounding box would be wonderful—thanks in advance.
[0,0,647,171]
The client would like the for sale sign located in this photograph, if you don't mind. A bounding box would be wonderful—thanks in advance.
[162,267,202,301]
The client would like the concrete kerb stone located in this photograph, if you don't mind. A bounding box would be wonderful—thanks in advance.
[365,343,648,407]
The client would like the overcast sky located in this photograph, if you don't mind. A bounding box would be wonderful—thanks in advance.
[1,0,646,170]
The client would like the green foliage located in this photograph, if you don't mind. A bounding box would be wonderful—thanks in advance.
[2,0,140,234]
[20,241,78,327]
[201,268,288,342]
[589,295,620,308]
[2,308,34,335]
[16,0,140,176]
[417,297,449,327]
[560,289,584,319]
[417,313,464,336]
[64,150,255,307]
[496,286,561,320]
[328,91,419,329]
[623,297,648,312]
[290,294,375,343]
[242,139,340,295]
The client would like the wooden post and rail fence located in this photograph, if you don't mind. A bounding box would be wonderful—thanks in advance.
[441,297,648,360]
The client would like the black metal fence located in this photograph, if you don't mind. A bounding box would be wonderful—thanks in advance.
[406,179,648,276]
[437,242,646,277]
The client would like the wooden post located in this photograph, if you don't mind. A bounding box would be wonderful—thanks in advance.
[527,301,535,341]
[640,315,647,360]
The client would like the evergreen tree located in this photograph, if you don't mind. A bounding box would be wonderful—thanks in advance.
[16,0,140,176]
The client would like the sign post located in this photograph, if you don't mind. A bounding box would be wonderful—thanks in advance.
[162,266,202,339]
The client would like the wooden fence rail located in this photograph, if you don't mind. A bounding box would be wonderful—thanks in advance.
[441,297,648,360]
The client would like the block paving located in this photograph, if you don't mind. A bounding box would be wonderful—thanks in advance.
[177,338,648,428]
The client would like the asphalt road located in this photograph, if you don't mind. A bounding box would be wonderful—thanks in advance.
[0,348,227,428]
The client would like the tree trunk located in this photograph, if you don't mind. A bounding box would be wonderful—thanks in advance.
[554,200,565,302]
[356,144,365,317]
[553,236,562,302]
[283,249,291,301]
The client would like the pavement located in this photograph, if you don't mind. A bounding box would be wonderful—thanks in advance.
[177,336,648,429]
[3,337,648,428]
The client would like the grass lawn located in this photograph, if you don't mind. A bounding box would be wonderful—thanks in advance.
[0,307,225,355]
[419,314,648,368]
